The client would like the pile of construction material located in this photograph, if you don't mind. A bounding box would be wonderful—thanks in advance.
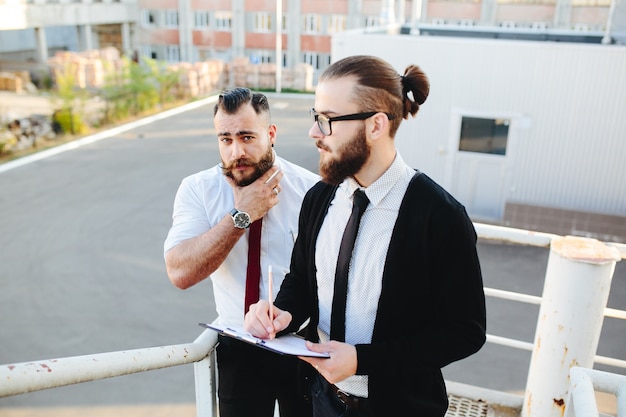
[227,57,313,92]
[45,48,314,97]
[168,59,226,97]
[47,47,122,89]
[2,115,56,153]
[0,71,33,93]
[46,48,227,96]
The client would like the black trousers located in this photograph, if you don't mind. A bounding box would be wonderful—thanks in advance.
[216,335,312,417]
[310,373,371,417]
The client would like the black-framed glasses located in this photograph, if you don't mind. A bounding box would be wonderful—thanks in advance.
[310,108,394,136]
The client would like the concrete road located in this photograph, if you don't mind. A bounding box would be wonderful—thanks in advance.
[0,94,624,410]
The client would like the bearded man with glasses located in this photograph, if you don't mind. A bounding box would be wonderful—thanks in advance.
[245,55,486,417]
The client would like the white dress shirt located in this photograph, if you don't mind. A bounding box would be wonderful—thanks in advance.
[316,152,417,397]
[164,155,319,328]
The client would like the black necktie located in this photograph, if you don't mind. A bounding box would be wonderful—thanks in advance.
[330,189,369,342]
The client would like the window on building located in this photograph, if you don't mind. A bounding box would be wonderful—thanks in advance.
[254,12,273,32]
[140,45,158,60]
[459,117,509,155]
[249,51,271,64]
[572,0,611,5]
[215,11,233,30]
[303,52,329,70]
[304,15,321,34]
[364,16,381,27]
[214,48,231,61]
[195,11,210,28]
[165,45,180,63]
[164,10,179,28]
[141,10,158,27]
[282,14,288,31]
[328,15,346,33]
[497,0,556,4]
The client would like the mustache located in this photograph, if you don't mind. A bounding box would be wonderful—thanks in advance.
[219,158,255,171]
[316,140,331,152]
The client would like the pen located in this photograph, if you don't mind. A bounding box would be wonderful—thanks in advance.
[268,265,274,324]
[264,167,281,184]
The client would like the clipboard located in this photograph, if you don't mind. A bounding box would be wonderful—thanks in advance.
[199,322,330,358]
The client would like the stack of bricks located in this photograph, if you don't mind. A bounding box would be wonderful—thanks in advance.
[227,57,251,87]
[0,71,31,93]
[47,47,121,89]
[285,63,314,92]
[193,59,226,95]
[169,63,199,98]
[224,58,314,92]
[169,59,226,98]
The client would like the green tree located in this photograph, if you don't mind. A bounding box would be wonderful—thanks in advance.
[144,58,182,106]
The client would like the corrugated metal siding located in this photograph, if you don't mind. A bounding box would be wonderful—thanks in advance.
[332,33,626,216]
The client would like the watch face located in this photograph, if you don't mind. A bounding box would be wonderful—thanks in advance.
[233,211,251,228]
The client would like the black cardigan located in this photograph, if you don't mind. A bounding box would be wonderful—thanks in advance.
[275,172,487,416]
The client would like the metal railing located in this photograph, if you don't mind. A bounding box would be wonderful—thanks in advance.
[476,223,626,371]
[566,367,626,417]
[1,223,624,417]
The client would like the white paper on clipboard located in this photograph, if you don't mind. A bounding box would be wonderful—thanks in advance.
[199,322,330,358]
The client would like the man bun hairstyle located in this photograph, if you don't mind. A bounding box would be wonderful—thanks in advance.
[401,65,429,118]
[320,55,429,137]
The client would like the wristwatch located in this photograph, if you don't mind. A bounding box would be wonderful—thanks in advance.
[230,208,252,229]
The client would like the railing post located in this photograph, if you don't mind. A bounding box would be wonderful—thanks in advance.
[194,347,218,417]
[566,367,600,417]
[522,236,620,417]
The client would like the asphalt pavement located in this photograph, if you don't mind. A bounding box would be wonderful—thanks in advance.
[0,93,624,414]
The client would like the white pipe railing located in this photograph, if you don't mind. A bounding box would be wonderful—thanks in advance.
[482,288,626,370]
[566,367,626,417]
[0,328,217,398]
[522,235,621,417]
[0,225,624,417]
[474,222,558,247]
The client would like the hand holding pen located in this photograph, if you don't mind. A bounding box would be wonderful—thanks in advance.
[244,267,293,340]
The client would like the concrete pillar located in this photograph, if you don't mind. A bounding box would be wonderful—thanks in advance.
[35,27,48,63]
[554,0,572,29]
[179,0,194,63]
[78,24,94,51]
[121,22,131,57]
[286,0,301,69]
[347,0,362,29]
[397,0,406,23]
[480,0,498,26]
[231,0,245,59]
[521,236,621,417]
[275,0,282,93]
[381,0,396,24]
[419,0,428,23]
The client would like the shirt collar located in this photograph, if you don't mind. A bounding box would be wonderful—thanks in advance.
[342,151,408,206]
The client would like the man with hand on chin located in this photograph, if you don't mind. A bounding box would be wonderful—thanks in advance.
[164,87,318,417]
[244,56,486,417]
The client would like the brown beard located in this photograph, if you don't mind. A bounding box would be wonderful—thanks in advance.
[318,126,370,185]
[222,146,274,186]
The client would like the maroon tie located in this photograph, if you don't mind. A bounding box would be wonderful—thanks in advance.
[244,218,263,315]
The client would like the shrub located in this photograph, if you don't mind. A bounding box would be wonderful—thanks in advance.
[53,109,88,135]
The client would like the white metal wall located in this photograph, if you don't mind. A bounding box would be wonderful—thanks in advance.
[332,31,626,217]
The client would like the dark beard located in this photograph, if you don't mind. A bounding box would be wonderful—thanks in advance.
[222,146,274,186]
[318,127,369,185]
